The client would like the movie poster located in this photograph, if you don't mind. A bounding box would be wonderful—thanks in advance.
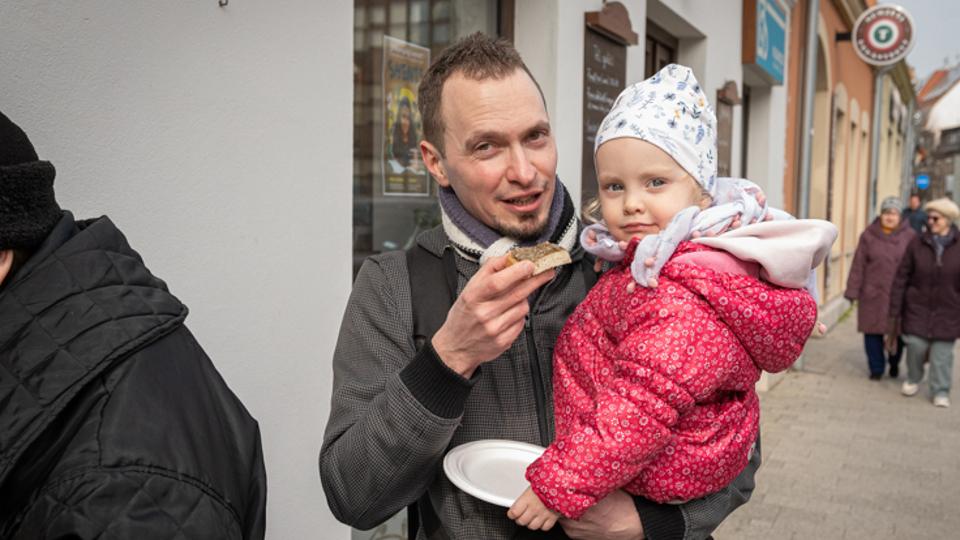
[382,36,430,196]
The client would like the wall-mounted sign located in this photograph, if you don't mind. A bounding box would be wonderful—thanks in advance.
[382,36,431,197]
[582,2,637,208]
[742,0,786,86]
[852,4,915,67]
[916,173,930,190]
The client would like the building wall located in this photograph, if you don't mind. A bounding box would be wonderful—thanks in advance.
[877,76,907,204]
[0,1,353,538]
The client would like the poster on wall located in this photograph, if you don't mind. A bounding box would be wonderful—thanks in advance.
[382,36,431,197]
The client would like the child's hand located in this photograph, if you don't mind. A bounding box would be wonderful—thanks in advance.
[812,320,827,336]
[507,487,561,532]
[625,257,657,292]
[586,229,629,272]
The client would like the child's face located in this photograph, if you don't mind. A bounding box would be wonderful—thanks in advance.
[596,138,708,243]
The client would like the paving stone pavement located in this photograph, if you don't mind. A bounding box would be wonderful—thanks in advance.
[714,309,960,540]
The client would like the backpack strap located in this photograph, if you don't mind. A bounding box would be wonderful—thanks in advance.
[407,244,458,349]
[404,243,458,540]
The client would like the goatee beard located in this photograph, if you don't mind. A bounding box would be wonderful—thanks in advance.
[498,215,547,242]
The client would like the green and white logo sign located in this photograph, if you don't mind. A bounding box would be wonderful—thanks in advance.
[853,5,914,66]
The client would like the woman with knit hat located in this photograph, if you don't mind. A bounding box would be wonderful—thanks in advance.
[845,196,916,380]
[889,197,960,408]
[507,64,836,532]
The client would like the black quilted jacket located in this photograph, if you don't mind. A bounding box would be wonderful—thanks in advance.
[0,213,266,539]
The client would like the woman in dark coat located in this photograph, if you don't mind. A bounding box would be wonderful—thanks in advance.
[889,197,960,408]
[845,197,915,379]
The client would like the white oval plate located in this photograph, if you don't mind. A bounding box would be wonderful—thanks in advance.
[443,439,545,507]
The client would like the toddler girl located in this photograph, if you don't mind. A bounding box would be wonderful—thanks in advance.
[507,64,836,531]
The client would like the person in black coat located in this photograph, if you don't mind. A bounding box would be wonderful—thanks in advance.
[0,110,267,539]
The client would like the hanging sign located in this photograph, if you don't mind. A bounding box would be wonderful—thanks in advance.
[742,0,786,85]
[852,5,915,67]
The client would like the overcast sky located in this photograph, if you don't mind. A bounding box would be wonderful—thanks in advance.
[879,0,960,81]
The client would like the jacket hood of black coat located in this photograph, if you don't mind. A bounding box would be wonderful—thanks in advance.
[0,213,187,485]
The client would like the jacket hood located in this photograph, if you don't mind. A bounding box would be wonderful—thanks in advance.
[0,213,187,485]
[664,243,817,374]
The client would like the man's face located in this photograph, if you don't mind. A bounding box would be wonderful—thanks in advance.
[424,69,557,240]
[909,196,920,210]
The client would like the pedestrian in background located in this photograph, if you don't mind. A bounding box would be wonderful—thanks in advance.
[845,197,915,380]
[901,193,927,234]
[889,197,960,408]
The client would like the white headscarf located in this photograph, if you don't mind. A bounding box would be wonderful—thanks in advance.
[595,63,718,195]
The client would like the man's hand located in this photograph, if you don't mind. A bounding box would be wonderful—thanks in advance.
[559,490,644,540]
[432,255,555,377]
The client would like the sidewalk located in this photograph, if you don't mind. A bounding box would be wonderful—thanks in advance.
[714,310,960,539]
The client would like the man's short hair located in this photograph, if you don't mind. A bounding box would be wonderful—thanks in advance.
[418,32,544,155]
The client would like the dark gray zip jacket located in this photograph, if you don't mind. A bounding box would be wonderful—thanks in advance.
[0,213,266,539]
[320,225,758,540]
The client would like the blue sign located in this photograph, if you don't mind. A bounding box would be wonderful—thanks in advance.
[916,174,930,190]
[754,0,786,84]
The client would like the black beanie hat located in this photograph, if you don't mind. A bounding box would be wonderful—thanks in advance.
[0,110,61,250]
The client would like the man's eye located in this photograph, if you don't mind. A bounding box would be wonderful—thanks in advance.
[528,130,546,142]
[474,143,493,153]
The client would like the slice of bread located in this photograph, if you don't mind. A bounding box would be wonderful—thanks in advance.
[505,242,572,275]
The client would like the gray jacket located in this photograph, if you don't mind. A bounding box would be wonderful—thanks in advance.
[320,225,759,539]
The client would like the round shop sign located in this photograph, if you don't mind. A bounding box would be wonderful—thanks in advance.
[852,4,915,66]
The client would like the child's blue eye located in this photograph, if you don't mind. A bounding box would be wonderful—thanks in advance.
[648,178,666,187]
[604,183,624,192]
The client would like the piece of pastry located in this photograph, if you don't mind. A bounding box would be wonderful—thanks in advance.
[505,242,572,275]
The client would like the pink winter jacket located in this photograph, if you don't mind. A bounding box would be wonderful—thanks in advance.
[525,240,817,518]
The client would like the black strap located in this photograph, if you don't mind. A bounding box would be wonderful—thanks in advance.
[405,244,458,540]
[407,245,458,349]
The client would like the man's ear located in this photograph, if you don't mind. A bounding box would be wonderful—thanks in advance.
[420,140,450,188]
[0,250,13,287]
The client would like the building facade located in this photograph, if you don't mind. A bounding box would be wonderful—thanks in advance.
[0,1,918,538]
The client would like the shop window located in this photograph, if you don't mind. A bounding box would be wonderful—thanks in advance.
[352,0,504,278]
[645,20,677,78]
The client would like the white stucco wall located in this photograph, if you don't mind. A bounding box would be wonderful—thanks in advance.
[0,1,352,538]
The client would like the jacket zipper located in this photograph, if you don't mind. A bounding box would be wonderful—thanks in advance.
[525,314,550,446]
[525,265,568,447]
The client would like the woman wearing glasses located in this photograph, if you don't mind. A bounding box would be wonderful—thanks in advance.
[889,197,960,408]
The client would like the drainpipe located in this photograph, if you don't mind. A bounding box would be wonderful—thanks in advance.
[797,0,820,219]
[901,98,916,202]
[868,66,892,221]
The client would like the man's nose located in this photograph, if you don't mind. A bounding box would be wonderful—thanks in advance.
[505,144,537,185]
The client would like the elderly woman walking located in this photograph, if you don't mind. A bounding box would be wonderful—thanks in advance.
[889,197,960,408]
[846,197,916,380]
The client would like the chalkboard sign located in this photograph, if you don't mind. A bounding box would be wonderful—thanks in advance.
[715,82,741,178]
[582,28,627,208]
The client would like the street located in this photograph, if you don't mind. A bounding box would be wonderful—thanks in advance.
[715,309,960,539]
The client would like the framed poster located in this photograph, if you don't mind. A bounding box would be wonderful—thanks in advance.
[382,36,431,197]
